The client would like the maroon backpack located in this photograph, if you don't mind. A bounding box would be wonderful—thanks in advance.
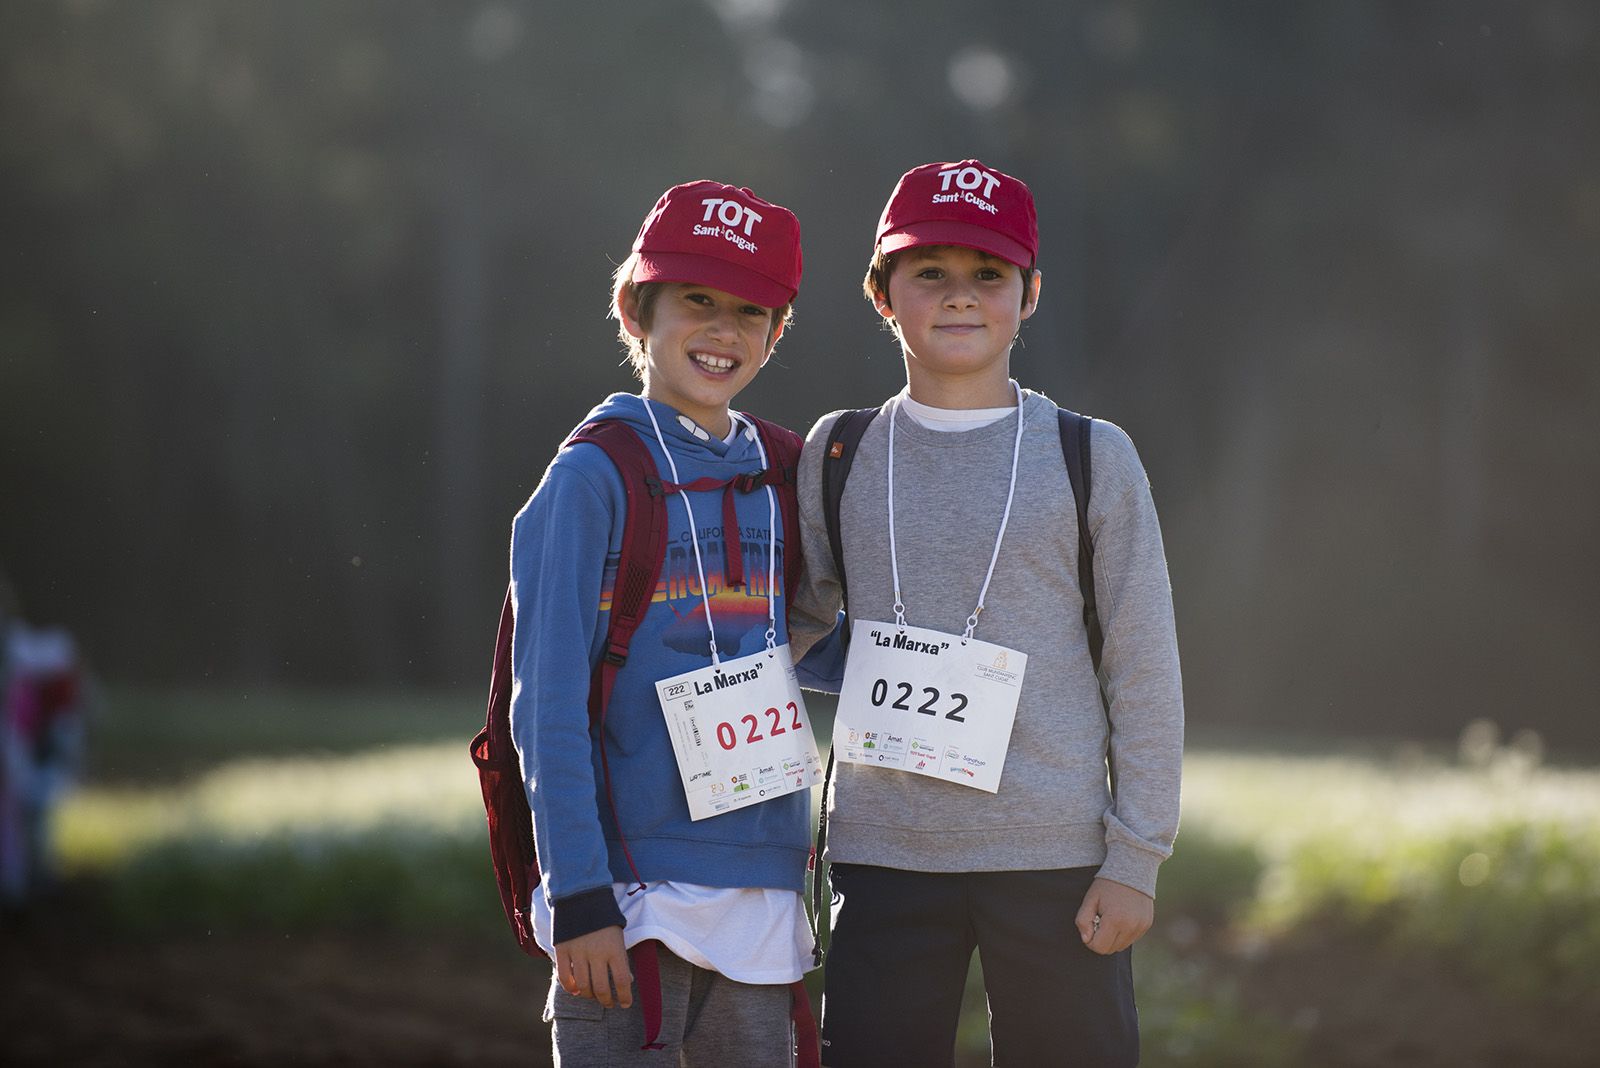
[468,414,818,1062]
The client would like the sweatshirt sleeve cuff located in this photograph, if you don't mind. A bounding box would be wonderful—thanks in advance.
[551,886,625,944]
[1095,849,1161,899]
[1100,808,1177,901]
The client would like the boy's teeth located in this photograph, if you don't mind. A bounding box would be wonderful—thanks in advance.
[692,352,735,371]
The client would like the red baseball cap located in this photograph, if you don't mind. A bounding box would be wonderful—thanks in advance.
[874,159,1037,268]
[630,181,802,308]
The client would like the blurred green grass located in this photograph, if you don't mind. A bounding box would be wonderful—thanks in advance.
[52,690,1600,1067]
[84,688,478,784]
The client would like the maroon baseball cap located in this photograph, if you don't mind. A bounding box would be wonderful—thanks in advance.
[874,159,1038,268]
[630,181,802,307]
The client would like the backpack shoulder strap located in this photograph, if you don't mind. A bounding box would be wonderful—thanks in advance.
[468,418,670,962]
[566,420,669,721]
[809,406,880,969]
[821,407,884,616]
[568,420,670,948]
[476,418,665,764]
[1057,408,1102,673]
[742,414,805,606]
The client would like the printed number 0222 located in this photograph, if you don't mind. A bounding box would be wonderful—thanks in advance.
[867,678,967,722]
[715,701,804,751]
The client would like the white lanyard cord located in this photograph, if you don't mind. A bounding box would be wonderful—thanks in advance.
[886,381,1026,642]
[733,413,782,653]
[886,402,908,627]
[642,399,722,666]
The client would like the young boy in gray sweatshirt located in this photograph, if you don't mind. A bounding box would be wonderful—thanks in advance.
[788,159,1183,1067]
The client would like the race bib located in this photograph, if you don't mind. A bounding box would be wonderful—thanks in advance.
[834,619,1027,793]
[656,644,824,821]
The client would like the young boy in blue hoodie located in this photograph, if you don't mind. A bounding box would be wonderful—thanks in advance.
[511,181,823,1066]
[789,160,1184,1067]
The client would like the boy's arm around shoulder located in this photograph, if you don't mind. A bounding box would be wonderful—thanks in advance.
[786,412,848,666]
[510,447,626,942]
[1086,420,1184,900]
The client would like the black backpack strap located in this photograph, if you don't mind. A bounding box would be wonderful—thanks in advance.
[821,407,884,619]
[810,406,883,966]
[1058,408,1102,673]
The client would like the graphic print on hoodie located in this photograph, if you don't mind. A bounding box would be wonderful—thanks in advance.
[600,518,788,658]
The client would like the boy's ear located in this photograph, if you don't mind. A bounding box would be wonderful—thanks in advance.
[872,291,895,321]
[761,319,786,363]
[616,287,647,340]
[1020,269,1043,321]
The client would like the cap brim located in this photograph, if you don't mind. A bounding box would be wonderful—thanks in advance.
[632,251,795,308]
[878,221,1033,268]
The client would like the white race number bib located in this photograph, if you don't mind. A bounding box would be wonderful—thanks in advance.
[656,644,823,820]
[833,619,1027,793]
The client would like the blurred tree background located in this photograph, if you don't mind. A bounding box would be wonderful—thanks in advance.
[2,0,1596,748]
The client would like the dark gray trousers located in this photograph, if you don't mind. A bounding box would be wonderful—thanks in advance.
[544,943,795,1066]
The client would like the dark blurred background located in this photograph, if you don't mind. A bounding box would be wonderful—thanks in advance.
[3,0,1596,748]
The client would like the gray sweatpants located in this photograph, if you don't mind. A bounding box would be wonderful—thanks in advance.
[543,944,796,1066]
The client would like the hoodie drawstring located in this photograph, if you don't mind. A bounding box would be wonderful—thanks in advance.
[655,471,776,591]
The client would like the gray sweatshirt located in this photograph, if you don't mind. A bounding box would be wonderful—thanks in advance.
[789,390,1183,897]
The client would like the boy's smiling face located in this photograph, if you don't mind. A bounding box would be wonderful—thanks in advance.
[877,245,1039,392]
[620,282,783,437]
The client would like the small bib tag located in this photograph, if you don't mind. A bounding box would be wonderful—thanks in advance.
[656,644,824,820]
[834,619,1027,793]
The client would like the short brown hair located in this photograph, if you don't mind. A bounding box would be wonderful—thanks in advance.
[611,253,794,379]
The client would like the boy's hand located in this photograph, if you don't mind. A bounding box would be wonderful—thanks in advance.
[554,925,633,1008]
[1075,877,1154,955]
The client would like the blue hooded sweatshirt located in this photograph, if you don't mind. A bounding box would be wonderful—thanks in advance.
[510,393,823,944]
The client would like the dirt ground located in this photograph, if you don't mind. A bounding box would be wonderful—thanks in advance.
[1234,929,1600,1068]
[1,903,554,1067]
[3,897,1596,1067]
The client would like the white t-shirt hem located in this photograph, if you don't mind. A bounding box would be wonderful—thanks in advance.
[621,922,808,985]
[532,880,815,984]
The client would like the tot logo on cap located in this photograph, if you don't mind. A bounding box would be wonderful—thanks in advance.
[874,159,1037,268]
[631,181,803,308]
